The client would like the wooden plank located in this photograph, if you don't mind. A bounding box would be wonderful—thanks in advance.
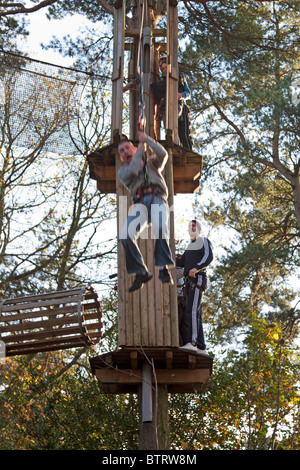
[117,240,126,345]
[166,0,179,142]
[173,166,201,180]
[154,272,164,345]
[139,237,149,346]
[111,0,125,137]
[6,334,87,351]
[95,368,210,385]
[1,302,100,323]
[174,181,200,194]
[89,163,201,181]
[1,305,77,322]
[0,314,95,333]
[6,341,89,356]
[117,184,129,346]
[147,232,156,346]
[163,284,171,346]
[3,326,82,344]
[96,179,202,195]
[125,28,167,38]
[4,330,101,351]
[130,351,138,369]
[1,295,83,313]
[132,287,141,346]
[166,350,173,369]
[0,288,83,305]
[97,181,116,193]
[92,165,115,180]
[169,270,179,347]
[188,354,197,369]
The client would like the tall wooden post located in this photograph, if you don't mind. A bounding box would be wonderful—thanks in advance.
[87,0,213,452]
[111,1,125,143]
[126,1,176,449]
[117,0,179,352]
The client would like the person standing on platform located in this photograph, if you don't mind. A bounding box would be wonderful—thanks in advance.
[151,55,193,151]
[176,220,213,356]
[118,131,174,293]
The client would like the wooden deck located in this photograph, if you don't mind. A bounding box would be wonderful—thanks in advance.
[89,347,213,394]
[87,141,202,195]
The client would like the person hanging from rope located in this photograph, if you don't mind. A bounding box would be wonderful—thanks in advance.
[176,219,213,356]
[118,131,174,292]
[151,55,193,151]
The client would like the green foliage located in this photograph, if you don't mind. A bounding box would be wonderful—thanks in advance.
[0,350,139,449]
[169,318,300,450]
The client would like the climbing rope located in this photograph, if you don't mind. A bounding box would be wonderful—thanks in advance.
[137,0,146,132]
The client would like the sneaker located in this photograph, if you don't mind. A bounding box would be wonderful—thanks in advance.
[197,348,209,357]
[128,271,153,292]
[158,267,174,284]
[178,342,198,353]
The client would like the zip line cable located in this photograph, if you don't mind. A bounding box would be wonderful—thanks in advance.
[0,48,111,80]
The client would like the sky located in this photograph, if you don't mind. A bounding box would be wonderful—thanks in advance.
[22,10,91,66]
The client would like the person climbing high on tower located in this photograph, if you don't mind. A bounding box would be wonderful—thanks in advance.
[118,131,174,293]
[151,55,193,151]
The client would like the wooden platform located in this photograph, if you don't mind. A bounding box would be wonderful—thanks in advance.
[89,347,213,394]
[1,286,102,356]
[87,141,202,194]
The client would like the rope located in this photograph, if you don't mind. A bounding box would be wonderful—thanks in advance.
[137,0,146,132]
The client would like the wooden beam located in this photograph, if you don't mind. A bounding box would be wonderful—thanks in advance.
[125,28,167,38]
[173,166,201,180]
[166,0,179,143]
[111,0,125,140]
[130,350,138,369]
[166,350,173,369]
[95,367,210,385]
[92,163,200,183]
[174,181,200,193]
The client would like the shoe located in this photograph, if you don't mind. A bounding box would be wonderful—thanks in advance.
[128,271,153,292]
[178,342,198,353]
[197,348,209,357]
[158,267,174,284]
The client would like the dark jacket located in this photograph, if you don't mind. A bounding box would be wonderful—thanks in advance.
[176,237,213,291]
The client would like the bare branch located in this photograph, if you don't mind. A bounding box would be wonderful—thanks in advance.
[0,0,59,17]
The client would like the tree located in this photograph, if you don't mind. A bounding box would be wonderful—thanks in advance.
[0,51,116,297]
[175,1,300,340]
[0,0,59,18]
[0,345,139,450]
[1,0,300,451]
[168,318,300,450]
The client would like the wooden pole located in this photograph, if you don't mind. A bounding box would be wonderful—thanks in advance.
[111,0,125,141]
[142,361,153,423]
[138,382,170,450]
[114,1,177,449]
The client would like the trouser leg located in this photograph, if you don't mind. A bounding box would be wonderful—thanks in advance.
[149,196,174,267]
[180,281,206,350]
[120,203,148,275]
[178,105,193,150]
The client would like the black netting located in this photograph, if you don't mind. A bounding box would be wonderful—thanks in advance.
[0,50,93,155]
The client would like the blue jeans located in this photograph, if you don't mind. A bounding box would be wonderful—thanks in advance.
[120,194,174,275]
